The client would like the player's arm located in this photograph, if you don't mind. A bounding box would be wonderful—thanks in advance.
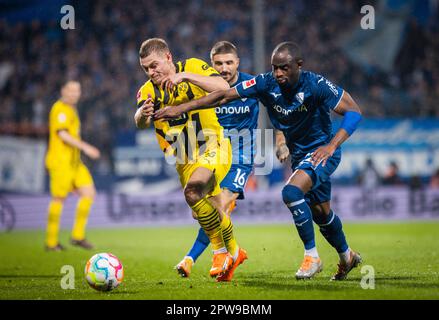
[134,94,154,129]
[312,91,362,166]
[275,129,289,163]
[162,72,229,92]
[57,130,101,160]
[161,59,228,92]
[154,87,240,121]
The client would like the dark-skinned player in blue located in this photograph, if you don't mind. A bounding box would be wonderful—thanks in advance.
[155,42,363,281]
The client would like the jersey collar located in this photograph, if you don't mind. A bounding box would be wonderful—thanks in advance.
[229,72,241,87]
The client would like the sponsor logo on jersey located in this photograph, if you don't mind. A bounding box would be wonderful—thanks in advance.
[325,80,338,96]
[270,92,282,99]
[215,105,251,114]
[296,104,308,112]
[243,78,256,89]
[273,104,308,116]
[273,105,293,116]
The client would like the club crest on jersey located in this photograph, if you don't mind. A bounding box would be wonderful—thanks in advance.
[243,78,256,89]
[296,92,304,104]
[178,82,189,94]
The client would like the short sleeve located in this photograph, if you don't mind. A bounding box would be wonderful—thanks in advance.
[136,83,155,108]
[51,105,70,131]
[185,58,220,77]
[235,74,265,100]
[315,75,344,110]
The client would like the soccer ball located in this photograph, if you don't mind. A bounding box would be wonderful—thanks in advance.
[85,253,124,291]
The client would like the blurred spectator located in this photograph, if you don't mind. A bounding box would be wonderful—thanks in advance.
[430,168,439,189]
[409,174,424,190]
[382,161,404,185]
[358,158,381,191]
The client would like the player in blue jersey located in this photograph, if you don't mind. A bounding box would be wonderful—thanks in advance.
[175,41,260,281]
[156,42,363,281]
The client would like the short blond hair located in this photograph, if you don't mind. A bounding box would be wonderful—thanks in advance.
[139,38,170,58]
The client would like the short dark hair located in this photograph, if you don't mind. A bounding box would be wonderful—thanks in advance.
[210,41,238,60]
[139,38,170,58]
[272,41,302,63]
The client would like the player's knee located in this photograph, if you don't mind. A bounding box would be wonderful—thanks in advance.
[52,197,66,204]
[282,184,304,205]
[184,182,204,207]
[79,186,96,200]
[311,203,331,224]
[313,209,335,226]
[88,187,97,199]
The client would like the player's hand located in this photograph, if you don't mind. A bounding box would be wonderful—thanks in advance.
[275,143,289,163]
[154,105,184,121]
[137,94,155,119]
[311,144,336,167]
[83,144,101,160]
[160,73,185,92]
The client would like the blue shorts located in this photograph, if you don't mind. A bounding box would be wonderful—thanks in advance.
[220,164,253,199]
[291,148,341,205]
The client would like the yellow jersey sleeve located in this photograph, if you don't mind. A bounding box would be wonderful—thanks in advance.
[50,103,71,132]
[185,58,220,77]
[136,82,156,109]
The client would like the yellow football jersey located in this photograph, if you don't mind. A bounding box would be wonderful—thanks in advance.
[136,58,226,163]
[45,100,81,169]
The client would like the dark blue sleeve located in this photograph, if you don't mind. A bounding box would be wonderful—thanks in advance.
[235,74,265,100]
[315,75,344,110]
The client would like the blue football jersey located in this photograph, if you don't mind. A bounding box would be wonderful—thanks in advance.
[235,70,344,161]
[216,72,259,165]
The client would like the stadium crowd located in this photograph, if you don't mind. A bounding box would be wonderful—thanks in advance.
[0,0,438,175]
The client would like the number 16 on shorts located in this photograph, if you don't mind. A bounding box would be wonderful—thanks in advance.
[233,168,247,189]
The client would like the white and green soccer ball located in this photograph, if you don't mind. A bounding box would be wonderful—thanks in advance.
[85,253,124,291]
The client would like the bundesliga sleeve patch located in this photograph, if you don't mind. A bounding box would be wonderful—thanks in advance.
[242,78,256,89]
[136,90,141,100]
[57,113,67,123]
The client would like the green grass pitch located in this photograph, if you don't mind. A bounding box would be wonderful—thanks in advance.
[1,222,439,300]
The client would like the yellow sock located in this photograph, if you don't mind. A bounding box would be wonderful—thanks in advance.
[71,197,93,240]
[46,200,63,247]
[220,213,239,259]
[191,197,226,252]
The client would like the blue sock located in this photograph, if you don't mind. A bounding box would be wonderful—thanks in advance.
[187,227,210,262]
[313,210,349,253]
[282,185,315,250]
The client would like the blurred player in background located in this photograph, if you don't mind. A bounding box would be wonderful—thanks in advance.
[134,38,245,279]
[155,41,363,281]
[175,41,262,281]
[45,81,100,251]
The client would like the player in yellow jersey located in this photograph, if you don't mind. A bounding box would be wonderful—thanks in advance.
[45,81,100,251]
[134,38,244,279]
